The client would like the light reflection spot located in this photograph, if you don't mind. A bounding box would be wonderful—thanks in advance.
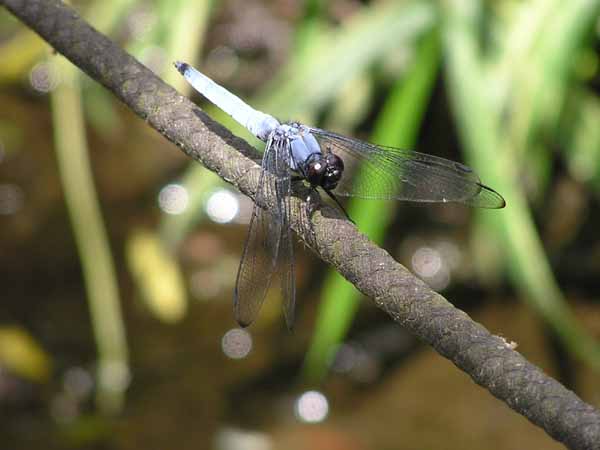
[206,189,239,224]
[29,62,61,93]
[411,247,442,278]
[98,361,130,393]
[158,183,189,215]
[411,246,450,291]
[295,390,329,423]
[221,328,252,359]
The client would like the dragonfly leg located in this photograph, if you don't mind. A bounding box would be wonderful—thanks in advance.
[300,189,320,249]
[324,189,355,224]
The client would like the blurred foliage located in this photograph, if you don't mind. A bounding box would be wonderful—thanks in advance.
[2,0,600,448]
[443,0,600,370]
[50,52,129,414]
[0,326,52,383]
[126,228,187,322]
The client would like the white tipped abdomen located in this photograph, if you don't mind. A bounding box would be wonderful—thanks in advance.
[174,62,279,141]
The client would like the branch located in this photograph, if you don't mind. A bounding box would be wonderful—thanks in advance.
[3,1,599,448]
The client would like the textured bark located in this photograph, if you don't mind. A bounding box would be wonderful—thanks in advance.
[2,1,599,448]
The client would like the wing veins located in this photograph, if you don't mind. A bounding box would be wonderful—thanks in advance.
[309,128,505,209]
[233,137,296,327]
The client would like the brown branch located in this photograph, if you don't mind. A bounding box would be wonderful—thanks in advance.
[2,0,599,448]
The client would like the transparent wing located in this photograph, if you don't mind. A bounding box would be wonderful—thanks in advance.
[309,128,505,209]
[266,137,296,329]
[233,158,278,327]
[233,137,295,327]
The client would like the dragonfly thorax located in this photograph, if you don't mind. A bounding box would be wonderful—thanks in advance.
[272,123,300,140]
[275,123,345,190]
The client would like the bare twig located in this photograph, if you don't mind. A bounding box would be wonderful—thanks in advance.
[2,1,599,448]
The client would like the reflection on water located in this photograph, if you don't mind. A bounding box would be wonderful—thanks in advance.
[294,390,329,423]
[29,61,61,93]
[221,328,252,359]
[411,245,450,291]
[206,188,240,224]
[401,237,466,291]
[158,183,189,215]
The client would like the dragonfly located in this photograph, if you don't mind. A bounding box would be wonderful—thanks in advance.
[174,61,505,329]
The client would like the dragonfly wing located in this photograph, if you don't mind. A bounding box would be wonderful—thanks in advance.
[234,140,281,327]
[270,138,296,329]
[309,128,505,209]
[279,224,296,330]
[234,137,295,327]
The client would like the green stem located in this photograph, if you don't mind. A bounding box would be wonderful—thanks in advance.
[50,55,130,414]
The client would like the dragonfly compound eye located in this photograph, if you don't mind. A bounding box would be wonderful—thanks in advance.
[321,153,344,190]
[306,156,327,187]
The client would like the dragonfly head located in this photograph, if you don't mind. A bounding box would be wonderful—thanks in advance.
[305,153,344,190]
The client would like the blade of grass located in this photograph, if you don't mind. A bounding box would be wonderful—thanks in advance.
[561,88,600,189]
[126,228,187,322]
[159,0,213,88]
[257,0,435,118]
[505,0,600,156]
[50,55,130,414]
[443,0,600,370]
[493,0,600,198]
